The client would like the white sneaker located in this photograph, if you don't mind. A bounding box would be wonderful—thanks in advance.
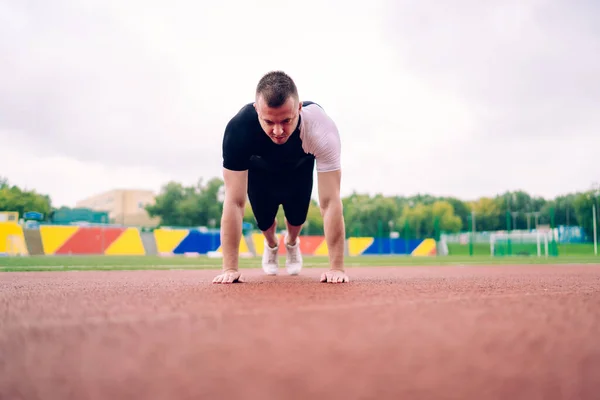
[285,236,302,275]
[262,240,279,275]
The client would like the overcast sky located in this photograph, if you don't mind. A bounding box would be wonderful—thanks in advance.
[1,0,598,207]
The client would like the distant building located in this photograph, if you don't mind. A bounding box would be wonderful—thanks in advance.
[0,211,19,222]
[75,189,160,227]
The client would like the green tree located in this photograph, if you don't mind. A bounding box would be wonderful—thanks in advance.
[573,190,600,241]
[303,200,324,235]
[440,196,469,230]
[0,177,52,219]
[470,197,501,231]
[428,200,462,234]
[146,178,225,227]
[145,181,187,226]
[551,194,579,227]
[243,202,256,226]
[397,200,461,239]
[143,174,600,242]
[343,192,399,237]
[493,190,548,230]
[397,202,428,239]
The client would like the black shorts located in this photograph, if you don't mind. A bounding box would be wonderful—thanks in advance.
[247,155,315,231]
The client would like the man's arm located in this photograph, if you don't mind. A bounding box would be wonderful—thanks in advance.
[220,168,248,272]
[318,169,345,272]
[302,104,346,282]
[213,168,247,283]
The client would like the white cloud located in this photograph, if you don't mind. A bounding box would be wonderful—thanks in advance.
[0,131,174,207]
[1,0,598,208]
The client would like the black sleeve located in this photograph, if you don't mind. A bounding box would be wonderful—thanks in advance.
[222,116,251,171]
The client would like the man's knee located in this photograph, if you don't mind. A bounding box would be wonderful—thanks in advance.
[285,217,305,228]
[257,218,277,232]
[282,200,310,227]
[284,211,308,227]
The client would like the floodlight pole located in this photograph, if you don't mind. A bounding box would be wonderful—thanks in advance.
[593,204,598,256]
[511,212,519,231]
[533,212,541,229]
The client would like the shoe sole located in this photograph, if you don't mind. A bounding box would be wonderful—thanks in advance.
[286,265,302,275]
[263,266,278,275]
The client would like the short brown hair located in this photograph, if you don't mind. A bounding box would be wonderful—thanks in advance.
[255,71,299,108]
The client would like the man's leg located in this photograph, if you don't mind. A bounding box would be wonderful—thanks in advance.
[262,219,279,248]
[259,219,280,276]
[281,157,315,275]
[247,170,282,275]
[285,219,303,246]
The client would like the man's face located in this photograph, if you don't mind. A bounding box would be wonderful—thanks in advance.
[254,95,302,145]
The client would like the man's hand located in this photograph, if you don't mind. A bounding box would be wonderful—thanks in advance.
[212,269,244,284]
[320,269,349,283]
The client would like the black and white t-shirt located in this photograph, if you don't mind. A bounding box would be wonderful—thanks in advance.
[222,101,341,174]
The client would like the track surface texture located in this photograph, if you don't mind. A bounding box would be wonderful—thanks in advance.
[2,265,600,400]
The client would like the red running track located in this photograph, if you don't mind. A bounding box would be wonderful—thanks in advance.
[1,265,600,400]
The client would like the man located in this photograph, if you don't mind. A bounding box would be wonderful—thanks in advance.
[212,71,348,284]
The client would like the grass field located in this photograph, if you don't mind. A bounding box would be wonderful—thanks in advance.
[1,253,598,272]
[447,242,597,256]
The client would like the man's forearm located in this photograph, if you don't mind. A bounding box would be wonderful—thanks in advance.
[220,200,244,271]
[322,200,345,270]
